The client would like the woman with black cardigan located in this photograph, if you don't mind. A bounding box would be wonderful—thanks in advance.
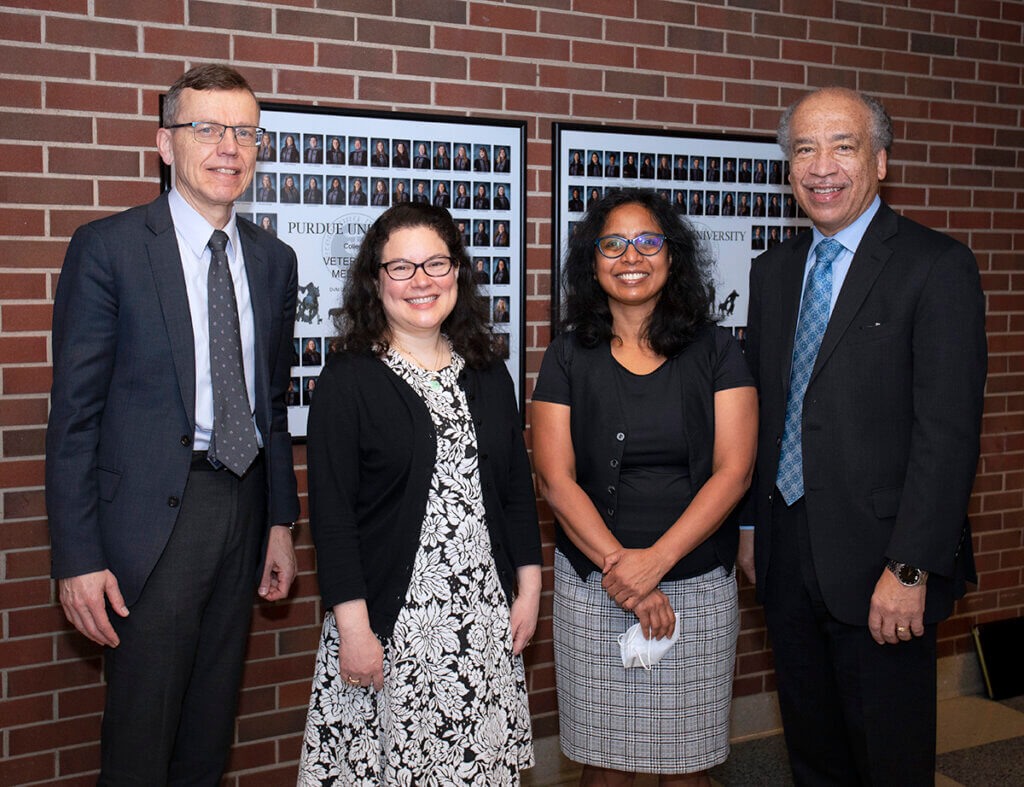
[298,203,541,785]
[532,189,756,785]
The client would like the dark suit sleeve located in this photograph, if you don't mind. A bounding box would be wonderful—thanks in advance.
[45,225,119,578]
[737,257,764,527]
[886,241,986,576]
[268,243,300,527]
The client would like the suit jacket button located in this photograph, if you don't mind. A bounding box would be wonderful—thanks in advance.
[607,507,614,516]
[607,485,616,495]
[615,432,625,441]
[168,496,180,508]
[180,435,192,447]
[610,458,619,468]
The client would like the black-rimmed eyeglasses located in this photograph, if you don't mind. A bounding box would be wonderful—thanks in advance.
[595,233,666,259]
[379,256,456,281]
[165,121,265,147]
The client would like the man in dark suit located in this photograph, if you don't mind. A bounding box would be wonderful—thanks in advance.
[46,65,299,783]
[349,138,366,165]
[739,87,986,786]
[304,136,322,164]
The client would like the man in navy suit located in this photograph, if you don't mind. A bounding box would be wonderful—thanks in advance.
[46,64,300,784]
[740,87,986,786]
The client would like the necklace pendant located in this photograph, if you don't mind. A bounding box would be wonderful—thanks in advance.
[429,378,441,391]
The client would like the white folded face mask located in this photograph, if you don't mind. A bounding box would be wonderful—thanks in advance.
[617,613,680,670]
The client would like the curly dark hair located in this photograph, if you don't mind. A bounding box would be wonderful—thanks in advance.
[336,202,495,367]
[562,188,715,356]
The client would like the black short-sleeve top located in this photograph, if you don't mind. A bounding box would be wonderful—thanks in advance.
[533,324,753,581]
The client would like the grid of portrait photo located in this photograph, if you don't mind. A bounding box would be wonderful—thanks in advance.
[556,127,812,330]
[232,108,525,436]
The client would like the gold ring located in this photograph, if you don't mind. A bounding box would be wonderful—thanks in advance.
[896,626,909,633]
[346,676,360,685]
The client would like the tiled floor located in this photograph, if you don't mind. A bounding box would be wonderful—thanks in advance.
[522,694,1024,786]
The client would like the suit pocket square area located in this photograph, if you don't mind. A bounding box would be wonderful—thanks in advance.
[870,486,902,519]
[97,467,122,501]
[848,320,905,344]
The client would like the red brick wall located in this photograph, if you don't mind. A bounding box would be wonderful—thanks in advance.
[1,1,1021,783]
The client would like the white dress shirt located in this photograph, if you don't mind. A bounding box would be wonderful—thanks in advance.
[167,188,259,450]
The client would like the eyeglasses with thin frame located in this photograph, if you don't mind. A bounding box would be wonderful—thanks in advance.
[164,121,265,147]
[379,255,456,281]
[595,233,666,259]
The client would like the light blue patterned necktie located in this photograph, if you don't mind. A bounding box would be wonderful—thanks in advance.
[775,238,844,505]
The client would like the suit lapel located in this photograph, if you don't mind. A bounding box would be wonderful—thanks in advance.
[776,233,811,393]
[145,194,196,428]
[239,220,270,420]
[810,205,897,382]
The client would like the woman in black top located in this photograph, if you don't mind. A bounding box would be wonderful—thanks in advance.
[533,189,756,783]
[299,203,541,783]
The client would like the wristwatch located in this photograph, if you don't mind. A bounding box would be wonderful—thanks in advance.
[886,559,928,587]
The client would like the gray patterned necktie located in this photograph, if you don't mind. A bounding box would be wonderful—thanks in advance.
[207,229,257,476]
[775,238,844,504]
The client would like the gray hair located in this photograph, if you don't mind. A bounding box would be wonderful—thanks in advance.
[162,64,256,127]
[777,88,893,156]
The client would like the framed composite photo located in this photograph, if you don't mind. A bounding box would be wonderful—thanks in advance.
[161,102,527,437]
[552,122,811,341]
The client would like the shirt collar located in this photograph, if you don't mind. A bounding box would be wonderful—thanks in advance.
[167,187,240,258]
[810,194,882,255]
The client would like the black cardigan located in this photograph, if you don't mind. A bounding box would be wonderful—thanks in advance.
[533,324,750,581]
[307,350,541,638]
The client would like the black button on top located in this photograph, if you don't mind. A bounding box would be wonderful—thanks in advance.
[615,432,625,441]
[180,435,192,446]
[168,496,180,508]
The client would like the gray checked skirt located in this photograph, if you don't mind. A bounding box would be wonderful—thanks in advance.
[553,549,738,774]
